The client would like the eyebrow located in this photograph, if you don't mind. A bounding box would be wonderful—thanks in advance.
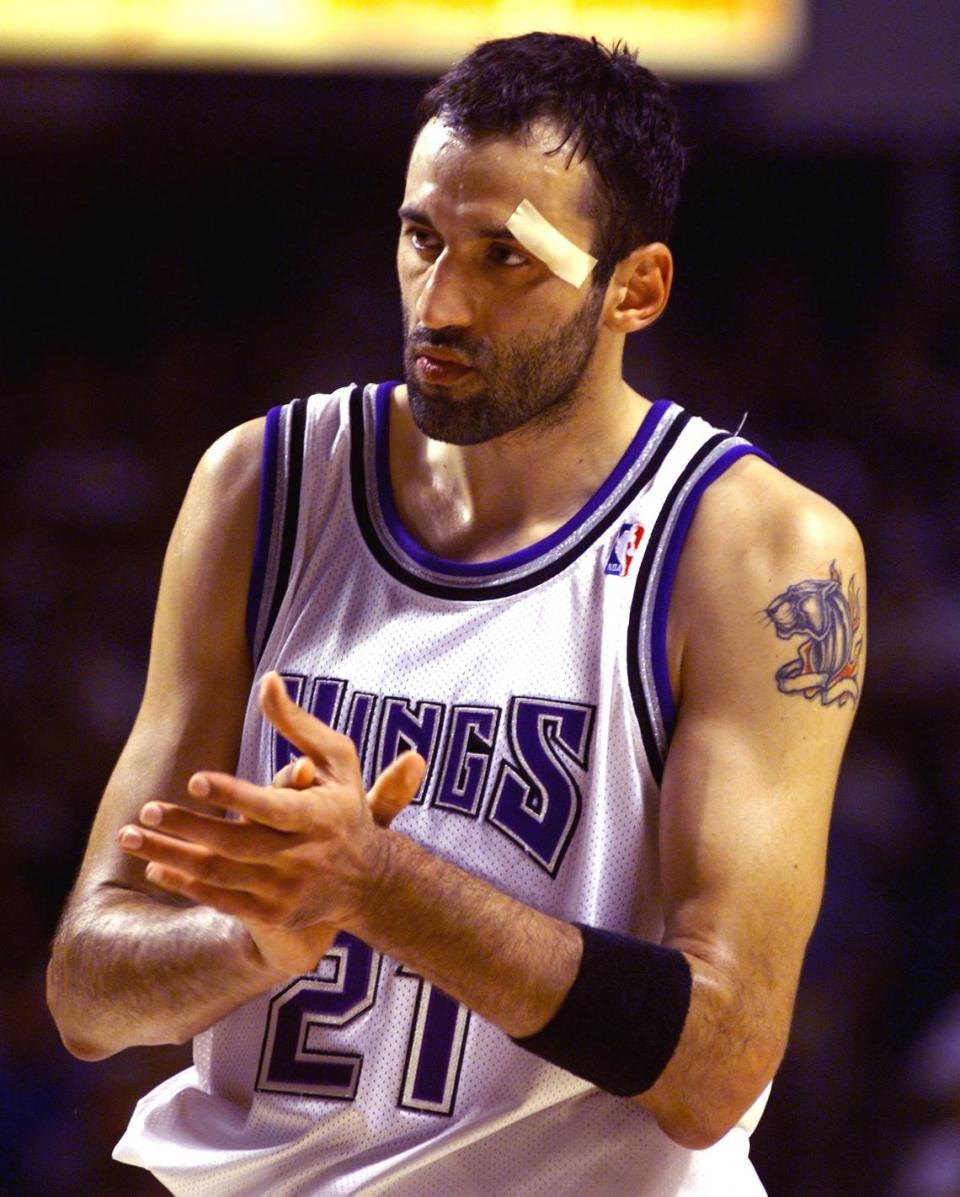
[397,205,431,226]
[397,205,520,243]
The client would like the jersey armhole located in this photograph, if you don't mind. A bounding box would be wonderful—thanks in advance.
[628,439,773,784]
[245,397,308,665]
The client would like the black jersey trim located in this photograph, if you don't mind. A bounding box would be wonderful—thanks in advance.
[246,404,282,659]
[376,386,676,580]
[257,396,307,663]
[349,386,690,603]
[625,433,729,786]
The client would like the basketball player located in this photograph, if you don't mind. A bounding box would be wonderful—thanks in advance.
[47,33,865,1196]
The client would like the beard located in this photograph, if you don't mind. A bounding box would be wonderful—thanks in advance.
[403,286,605,445]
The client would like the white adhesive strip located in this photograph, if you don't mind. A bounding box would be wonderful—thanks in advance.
[505,198,598,289]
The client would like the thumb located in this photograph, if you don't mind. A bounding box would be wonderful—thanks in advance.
[368,750,427,827]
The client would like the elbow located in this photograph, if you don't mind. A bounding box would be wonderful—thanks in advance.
[637,1075,774,1150]
[47,954,202,1058]
[46,959,103,1060]
[55,1028,117,1063]
[46,955,125,1062]
[651,1107,737,1151]
[636,1063,775,1151]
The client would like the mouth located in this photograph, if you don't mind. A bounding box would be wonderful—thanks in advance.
[412,350,474,385]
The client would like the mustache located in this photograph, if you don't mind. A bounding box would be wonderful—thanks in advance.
[406,326,481,355]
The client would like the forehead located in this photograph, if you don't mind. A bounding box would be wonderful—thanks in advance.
[403,117,594,239]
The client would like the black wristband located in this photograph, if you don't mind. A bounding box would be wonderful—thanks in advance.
[510,923,692,1096]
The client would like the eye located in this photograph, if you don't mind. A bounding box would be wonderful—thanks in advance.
[405,227,442,256]
[488,242,530,268]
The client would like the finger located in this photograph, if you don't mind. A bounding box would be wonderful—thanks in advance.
[117,823,282,892]
[271,759,297,789]
[271,755,318,790]
[186,771,330,834]
[142,861,278,923]
[137,801,291,862]
[367,750,427,827]
[290,755,319,789]
[259,673,358,776]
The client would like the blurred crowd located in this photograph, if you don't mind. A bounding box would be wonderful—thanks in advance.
[0,66,957,1196]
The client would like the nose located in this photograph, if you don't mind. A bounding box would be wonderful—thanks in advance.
[415,251,475,330]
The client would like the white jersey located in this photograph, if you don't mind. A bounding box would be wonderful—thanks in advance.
[116,382,771,1196]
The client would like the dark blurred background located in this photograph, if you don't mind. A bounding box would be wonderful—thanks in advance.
[1,1,958,1193]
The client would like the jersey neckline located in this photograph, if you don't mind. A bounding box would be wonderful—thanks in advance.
[374,381,672,575]
[350,382,689,601]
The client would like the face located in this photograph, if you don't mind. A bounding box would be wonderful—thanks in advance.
[398,119,607,445]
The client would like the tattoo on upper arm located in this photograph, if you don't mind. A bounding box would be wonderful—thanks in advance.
[764,562,863,707]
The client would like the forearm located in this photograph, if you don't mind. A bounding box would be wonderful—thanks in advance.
[47,885,282,1060]
[347,831,776,1147]
[347,829,582,1038]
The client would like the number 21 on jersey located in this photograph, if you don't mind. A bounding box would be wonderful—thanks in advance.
[255,932,471,1117]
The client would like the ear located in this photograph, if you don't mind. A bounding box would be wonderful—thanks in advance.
[602,243,673,334]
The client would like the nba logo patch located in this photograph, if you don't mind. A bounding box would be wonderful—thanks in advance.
[605,522,645,576]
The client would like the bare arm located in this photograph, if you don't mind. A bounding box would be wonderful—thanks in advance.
[48,418,427,1061]
[642,456,865,1143]
[46,419,281,1059]
[115,457,864,1145]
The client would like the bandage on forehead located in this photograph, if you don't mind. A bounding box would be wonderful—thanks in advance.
[505,199,598,289]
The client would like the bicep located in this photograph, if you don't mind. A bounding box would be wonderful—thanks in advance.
[74,419,265,896]
[660,698,841,991]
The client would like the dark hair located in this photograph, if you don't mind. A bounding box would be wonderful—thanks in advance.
[416,32,686,284]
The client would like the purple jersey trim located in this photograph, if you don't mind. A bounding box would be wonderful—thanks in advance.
[373,381,673,578]
[651,444,774,736]
[246,405,282,657]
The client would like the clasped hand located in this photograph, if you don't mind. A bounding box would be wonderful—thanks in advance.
[117,672,426,976]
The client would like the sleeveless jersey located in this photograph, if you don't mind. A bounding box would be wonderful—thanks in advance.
[115,381,771,1196]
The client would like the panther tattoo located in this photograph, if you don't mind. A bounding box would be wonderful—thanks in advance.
[765,562,863,706]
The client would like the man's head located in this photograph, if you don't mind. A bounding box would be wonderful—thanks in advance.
[416,32,686,285]
[398,33,683,444]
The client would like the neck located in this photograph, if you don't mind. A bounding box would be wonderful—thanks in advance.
[388,356,652,564]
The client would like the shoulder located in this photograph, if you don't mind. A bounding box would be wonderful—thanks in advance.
[168,417,268,566]
[159,418,267,653]
[683,453,863,588]
[669,454,866,686]
[190,417,266,513]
